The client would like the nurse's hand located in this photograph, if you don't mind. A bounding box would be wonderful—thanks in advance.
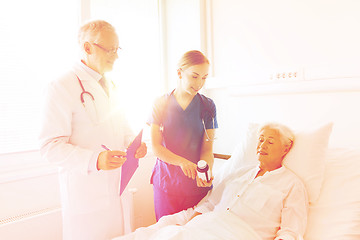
[135,142,147,159]
[179,160,197,179]
[97,150,127,170]
[196,176,213,188]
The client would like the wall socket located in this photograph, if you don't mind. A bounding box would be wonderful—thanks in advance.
[270,69,304,81]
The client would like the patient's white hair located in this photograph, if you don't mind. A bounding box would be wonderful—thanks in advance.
[258,122,295,147]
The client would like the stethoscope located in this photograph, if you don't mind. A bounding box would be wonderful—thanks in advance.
[163,89,217,142]
[202,119,216,142]
[75,74,99,124]
[76,75,95,107]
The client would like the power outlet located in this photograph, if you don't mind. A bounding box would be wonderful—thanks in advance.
[270,69,304,81]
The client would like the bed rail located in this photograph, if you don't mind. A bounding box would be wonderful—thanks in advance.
[213,153,231,160]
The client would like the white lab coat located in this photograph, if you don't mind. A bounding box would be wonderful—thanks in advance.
[39,62,133,240]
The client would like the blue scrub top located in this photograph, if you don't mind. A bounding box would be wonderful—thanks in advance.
[148,92,218,196]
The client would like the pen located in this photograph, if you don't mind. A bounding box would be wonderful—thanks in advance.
[101,144,111,151]
[101,145,125,158]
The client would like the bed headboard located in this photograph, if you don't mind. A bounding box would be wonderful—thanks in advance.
[205,77,360,155]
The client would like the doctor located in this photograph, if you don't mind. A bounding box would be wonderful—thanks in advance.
[39,20,147,240]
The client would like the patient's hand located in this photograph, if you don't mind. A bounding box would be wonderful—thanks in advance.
[196,176,213,187]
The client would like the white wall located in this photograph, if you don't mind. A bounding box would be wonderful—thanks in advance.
[206,85,360,155]
[200,0,360,153]
[206,0,360,86]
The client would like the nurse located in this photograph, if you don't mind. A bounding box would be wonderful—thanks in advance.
[39,20,147,240]
[148,50,218,221]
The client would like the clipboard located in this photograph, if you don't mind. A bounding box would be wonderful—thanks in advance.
[120,129,143,196]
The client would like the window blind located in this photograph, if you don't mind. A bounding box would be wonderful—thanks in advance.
[0,0,79,154]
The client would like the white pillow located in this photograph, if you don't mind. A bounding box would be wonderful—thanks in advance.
[212,123,259,186]
[215,122,333,204]
[305,148,360,240]
[283,122,333,203]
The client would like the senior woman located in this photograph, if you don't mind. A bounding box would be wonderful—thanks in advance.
[114,122,308,240]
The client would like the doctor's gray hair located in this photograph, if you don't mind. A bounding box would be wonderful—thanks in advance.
[258,122,295,147]
[78,20,116,47]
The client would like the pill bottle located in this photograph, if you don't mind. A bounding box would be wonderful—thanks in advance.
[197,160,211,182]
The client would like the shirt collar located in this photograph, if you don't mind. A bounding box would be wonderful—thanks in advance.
[256,164,285,177]
[79,60,103,82]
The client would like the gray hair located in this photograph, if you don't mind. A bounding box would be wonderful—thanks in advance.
[258,122,295,147]
[78,20,116,47]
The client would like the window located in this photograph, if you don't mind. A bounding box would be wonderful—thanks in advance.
[89,0,163,134]
[0,0,79,154]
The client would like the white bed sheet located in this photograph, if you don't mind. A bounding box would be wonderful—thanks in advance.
[304,148,360,240]
[114,210,261,240]
[115,143,360,240]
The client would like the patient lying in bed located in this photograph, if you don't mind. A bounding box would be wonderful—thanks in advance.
[114,123,308,240]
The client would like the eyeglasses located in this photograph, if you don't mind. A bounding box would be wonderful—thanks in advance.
[92,43,121,55]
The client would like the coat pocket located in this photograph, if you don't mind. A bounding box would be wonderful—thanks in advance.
[66,170,110,214]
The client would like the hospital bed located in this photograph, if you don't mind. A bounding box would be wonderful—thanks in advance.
[116,78,360,239]
[116,122,360,240]
[193,122,360,240]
